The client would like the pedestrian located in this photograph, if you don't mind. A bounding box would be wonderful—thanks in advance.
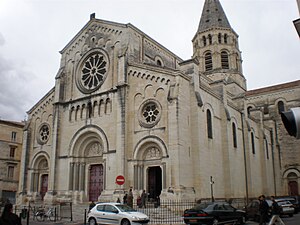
[127,188,133,208]
[123,193,128,204]
[268,196,285,225]
[0,203,22,225]
[89,201,96,211]
[141,190,147,208]
[258,195,270,225]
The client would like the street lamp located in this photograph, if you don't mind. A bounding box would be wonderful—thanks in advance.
[210,176,215,202]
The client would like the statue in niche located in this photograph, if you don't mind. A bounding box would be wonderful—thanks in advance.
[145,147,160,159]
[87,143,103,156]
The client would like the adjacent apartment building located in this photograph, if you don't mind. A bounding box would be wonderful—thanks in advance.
[0,119,24,204]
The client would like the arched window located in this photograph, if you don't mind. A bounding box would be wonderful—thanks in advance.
[156,60,162,67]
[247,106,252,117]
[87,102,92,118]
[224,34,228,44]
[207,109,213,139]
[202,36,207,46]
[208,34,212,45]
[221,51,229,69]
[205,52,213,71]
[232,122,237,148]
[251,132,255,154]
[277,101,285,114]
[218,33,222,43]
[265,138,269,159]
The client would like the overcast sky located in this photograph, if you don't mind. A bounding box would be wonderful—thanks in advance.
[0,0,299,122]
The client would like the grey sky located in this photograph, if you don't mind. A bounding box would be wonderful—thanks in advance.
[0,0,299,121]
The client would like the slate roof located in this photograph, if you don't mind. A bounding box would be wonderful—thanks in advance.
[197,0,231,32]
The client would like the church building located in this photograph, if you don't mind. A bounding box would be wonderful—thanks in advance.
[18,0,300,204]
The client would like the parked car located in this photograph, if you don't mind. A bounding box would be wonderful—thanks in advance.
[275,199,294,217]
[183,202,247,225]
[244,199,272,222]
[277,196,299,213]
[87,202,150,225]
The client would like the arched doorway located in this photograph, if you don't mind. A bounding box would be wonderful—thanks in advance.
[148,166,162,200]
[89,164,104,201]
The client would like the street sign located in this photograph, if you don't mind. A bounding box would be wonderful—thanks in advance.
[116,175,125,185]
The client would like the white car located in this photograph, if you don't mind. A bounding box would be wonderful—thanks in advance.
[87,202,150,225]
[276,200,294,217]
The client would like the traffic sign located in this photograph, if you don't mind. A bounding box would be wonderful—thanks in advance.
[116,175,125,185]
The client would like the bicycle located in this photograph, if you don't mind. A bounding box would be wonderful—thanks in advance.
[35,207,56,221]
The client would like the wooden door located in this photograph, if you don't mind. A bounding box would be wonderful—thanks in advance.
[89,164,103,201]
[40,174,48,200]
[289,181,299,196]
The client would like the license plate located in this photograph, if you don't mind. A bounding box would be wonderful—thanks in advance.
[189,219,197,222]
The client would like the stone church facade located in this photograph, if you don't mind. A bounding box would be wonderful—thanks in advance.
[18,0,300,204]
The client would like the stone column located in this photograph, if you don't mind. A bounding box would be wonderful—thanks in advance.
[69,163,74,190]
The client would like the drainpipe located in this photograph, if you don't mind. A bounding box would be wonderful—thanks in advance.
[270,128,277,196]
[240,112,249,205]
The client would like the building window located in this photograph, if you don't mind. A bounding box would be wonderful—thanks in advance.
[207,109,213,139]
[232,123,237,148]
[205,52,213,71]
[247,106,252,116]
[202,36,207,46]
[251,132,255,154]
[7,166,14,179]
[221,51,229,69]
[265,138,269,159]
[138,99,162,128]
[9,147,16,158]
[224,34,228,44]
[218,33,222,43]
[277,101,285,114]
[11,132,16,142]
[208,34,212,45]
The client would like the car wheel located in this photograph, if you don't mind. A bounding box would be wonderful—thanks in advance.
[239,216,246,224]
[89,218,97,225]
[121,219,131,225]
[212,218,219,225]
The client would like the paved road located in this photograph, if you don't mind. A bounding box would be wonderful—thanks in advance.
[22,212,300,225]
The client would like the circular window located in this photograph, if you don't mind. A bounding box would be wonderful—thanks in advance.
[138,99,162,128]
[76,51,109,93]
[37,123,50,144]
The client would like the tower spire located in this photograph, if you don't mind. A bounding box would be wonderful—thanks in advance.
[197,0,231,33]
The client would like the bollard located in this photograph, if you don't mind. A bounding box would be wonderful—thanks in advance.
[84,208,87,225]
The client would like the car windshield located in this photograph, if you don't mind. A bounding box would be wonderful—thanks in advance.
[192,202,215,210]
[116,204,137,212]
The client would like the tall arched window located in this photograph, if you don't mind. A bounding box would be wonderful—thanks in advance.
[221,51,229,69]
[265,138,269,159]
[218,33,222,43]
[207,109,213,139]
[224,34,228,44]
[251,132,255,154]
[247,106,252,117]
[205,52,213,71]
[202,36,207,46]
[277,101,285,114]
[232,122,237,148]
[208,34,212,45]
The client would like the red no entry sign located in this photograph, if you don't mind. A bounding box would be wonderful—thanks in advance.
[116,175,125,185]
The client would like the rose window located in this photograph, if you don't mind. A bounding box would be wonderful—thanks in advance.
[143,103,159,123]
[37,123,50,144]
[77,52,108,93]
[139,100,162,128]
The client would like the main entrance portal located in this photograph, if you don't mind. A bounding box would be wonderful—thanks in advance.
[89,164,104,201]
[148,166,162,200]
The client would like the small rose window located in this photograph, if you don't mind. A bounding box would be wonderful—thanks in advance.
[37,123,50,144]
[139,99,162,128]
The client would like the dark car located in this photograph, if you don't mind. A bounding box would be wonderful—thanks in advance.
[183,202,247,225]
[244,199,272,222]
[277,196,300,213]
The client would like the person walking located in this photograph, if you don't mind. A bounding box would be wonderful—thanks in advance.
[268,196,285,225]
[141,190,147,208]
[0,203,22,225]
[258,195,270,225]
[127,189,133,208]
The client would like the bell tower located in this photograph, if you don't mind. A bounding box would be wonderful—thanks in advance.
[192,0,246,94]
